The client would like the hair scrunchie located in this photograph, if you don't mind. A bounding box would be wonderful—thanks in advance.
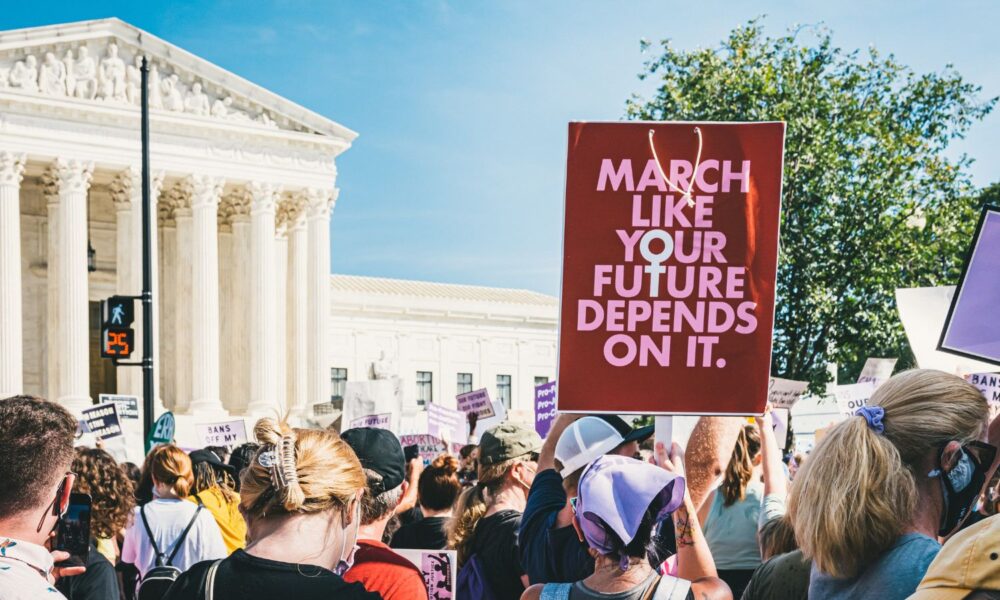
[855,405,885,435]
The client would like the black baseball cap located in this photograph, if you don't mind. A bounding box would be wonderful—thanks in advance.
[341,427,406,494]
[598,415,654,445]
[190,448,236,476]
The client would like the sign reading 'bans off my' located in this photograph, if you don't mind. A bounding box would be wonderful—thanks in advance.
[558,122,785,414]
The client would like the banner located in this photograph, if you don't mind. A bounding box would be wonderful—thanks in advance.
[558,121,786,414]
[81,403,123,440]
[398,434,447,461]
[767,378,809,409]
[857,358,897,388]
[940,206,1000,366]
[341,379,402,433]
[396,549,457,600]
[534,381,557,438]
[833,382,877,417]
[349,413,393,430]
[427,404,467,443]
[194,420,248,450]
[456,388,495,419]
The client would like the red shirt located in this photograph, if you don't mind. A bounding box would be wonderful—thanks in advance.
[343,539,429,600]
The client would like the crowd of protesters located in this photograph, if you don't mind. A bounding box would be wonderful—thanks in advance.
[3,367,1000,599]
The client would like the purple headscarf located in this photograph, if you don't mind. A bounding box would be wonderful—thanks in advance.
[577,455,686,570]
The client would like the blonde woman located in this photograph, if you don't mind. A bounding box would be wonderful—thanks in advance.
[121,445,227,580]
[789,369,993,600]
[451,423,543,600]
[163,419,378,599]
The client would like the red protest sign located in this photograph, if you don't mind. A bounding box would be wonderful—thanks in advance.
[557,121,785,415]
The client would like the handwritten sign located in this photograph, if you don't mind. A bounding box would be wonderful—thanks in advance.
[557,121,786,414]
[82,403,123,440]
[767,378,809,409]
[456,388,495,419]
[398,434,447,461]
[966,372,1000,419]
[396,549,457,600]
[349,413,393,430]
[534,381,558,438]
[194,420,248,450]
[427,404,467,443]
[857,358,897,388]
[833,382,877,416]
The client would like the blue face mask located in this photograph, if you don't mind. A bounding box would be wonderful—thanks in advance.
[929,447,988,536]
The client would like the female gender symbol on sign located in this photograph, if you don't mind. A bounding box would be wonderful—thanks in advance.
[640,229,674,296]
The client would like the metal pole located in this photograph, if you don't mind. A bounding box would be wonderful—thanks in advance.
[140,57,155,449]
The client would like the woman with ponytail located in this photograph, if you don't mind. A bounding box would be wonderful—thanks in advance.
[392,453,461,550]
[697,423,764,597]
[162,419,378,600]
[789,369,992,599]
[122,444,227,580]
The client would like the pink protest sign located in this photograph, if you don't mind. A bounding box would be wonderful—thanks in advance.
[558,121,786,414]
[456,388,496,418]
[398,434,447,461]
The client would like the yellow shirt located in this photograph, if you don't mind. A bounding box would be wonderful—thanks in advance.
[187,486,247,555]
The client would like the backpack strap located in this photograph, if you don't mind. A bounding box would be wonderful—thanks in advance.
[539,583,573,600]
[203,559,223,600]
[647,574,692,600]
[139,504,166,567]
[165,503,203,566]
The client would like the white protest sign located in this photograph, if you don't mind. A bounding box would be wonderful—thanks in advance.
[456,388,495,419]
[398,434,447,461]
[772,408,790,449]
[195,420,248,450]
[81,403,123,440]
[98,394,143,462]
[966,373,1000,420]
[857,358,897,388]
[767,378,810,409]
[99,394,139,419]
[349,413,393,430]
[472,400,508,441]
[427,404,468,443]
[896,287,998,374]
[833,382,877,416]
[395,549,457,600]
[341,379,402,433]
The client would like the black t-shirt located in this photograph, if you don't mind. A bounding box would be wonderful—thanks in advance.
[391,515,450,550]
[471,509,524,600]
[56,544,119,600]
[740,549,811,600]
[162,549,382,600]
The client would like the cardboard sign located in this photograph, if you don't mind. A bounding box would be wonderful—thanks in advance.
[940,206,1000,367]
[833,382,877,416]
[557,121,786,414]
[81,403,123,440]
[857,358,897,388]
[456,388,495,419]
[534,381,558,438]
[398,434,447,461]
[341,379,402,433]
[349,413,393,430]
[427,404,468,443]
[98,394,139,419]
[195,420,248,450]
[396,549,457,600]
[767,378,809,409]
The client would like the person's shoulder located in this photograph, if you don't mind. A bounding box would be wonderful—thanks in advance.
[893,532,941,562]
[161,559,215,600]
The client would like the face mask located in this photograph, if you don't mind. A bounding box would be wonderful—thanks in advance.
[929,447,988,536]
[333,495,362,576]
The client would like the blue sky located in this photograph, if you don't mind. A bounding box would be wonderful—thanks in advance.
[7,1,999,295]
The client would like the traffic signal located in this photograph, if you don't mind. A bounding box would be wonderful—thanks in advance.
[101,296,135,359]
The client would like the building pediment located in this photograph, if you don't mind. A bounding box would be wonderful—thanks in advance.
[0,18,357,147]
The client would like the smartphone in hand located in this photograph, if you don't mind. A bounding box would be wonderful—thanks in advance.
[404,444,420,464]
[55,493,91,567]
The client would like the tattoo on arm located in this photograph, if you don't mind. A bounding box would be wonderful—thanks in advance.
[673,507,696,547]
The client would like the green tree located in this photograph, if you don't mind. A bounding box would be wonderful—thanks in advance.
[626,21,996,390]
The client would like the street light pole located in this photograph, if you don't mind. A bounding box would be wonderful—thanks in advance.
[140,56,155,448]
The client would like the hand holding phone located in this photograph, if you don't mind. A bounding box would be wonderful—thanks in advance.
[55,493,91,568]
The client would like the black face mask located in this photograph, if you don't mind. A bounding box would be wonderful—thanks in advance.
[932,442,995,536]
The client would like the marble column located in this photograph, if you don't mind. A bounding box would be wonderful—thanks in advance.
[247,182,280,416]
[226,190,251,413]
[188,176,224,414]
[111,170,139,396]
[305,188,335,410]
[217,205,234,412]
[51,159,94,414]
[171,183,193,412]
[274,208,289,414]
[286,196,308,420]
[0,152,25,398]
[43,172,60,402]
[158,199,177,409]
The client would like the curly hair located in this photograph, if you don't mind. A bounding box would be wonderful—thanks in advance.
[71,447,136,539]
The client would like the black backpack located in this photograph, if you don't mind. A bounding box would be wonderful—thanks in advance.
[136,497,204,600]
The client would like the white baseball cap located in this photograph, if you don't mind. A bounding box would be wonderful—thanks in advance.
[555,417,625,478]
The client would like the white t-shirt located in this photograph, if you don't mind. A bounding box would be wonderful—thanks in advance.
[121,498,227,577]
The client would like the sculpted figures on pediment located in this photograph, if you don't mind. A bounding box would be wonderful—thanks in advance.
[38,53,66,96]
[71,47,98,99]
[98,42,127,101]
[184,82,210,116]
[9,55,38,92]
